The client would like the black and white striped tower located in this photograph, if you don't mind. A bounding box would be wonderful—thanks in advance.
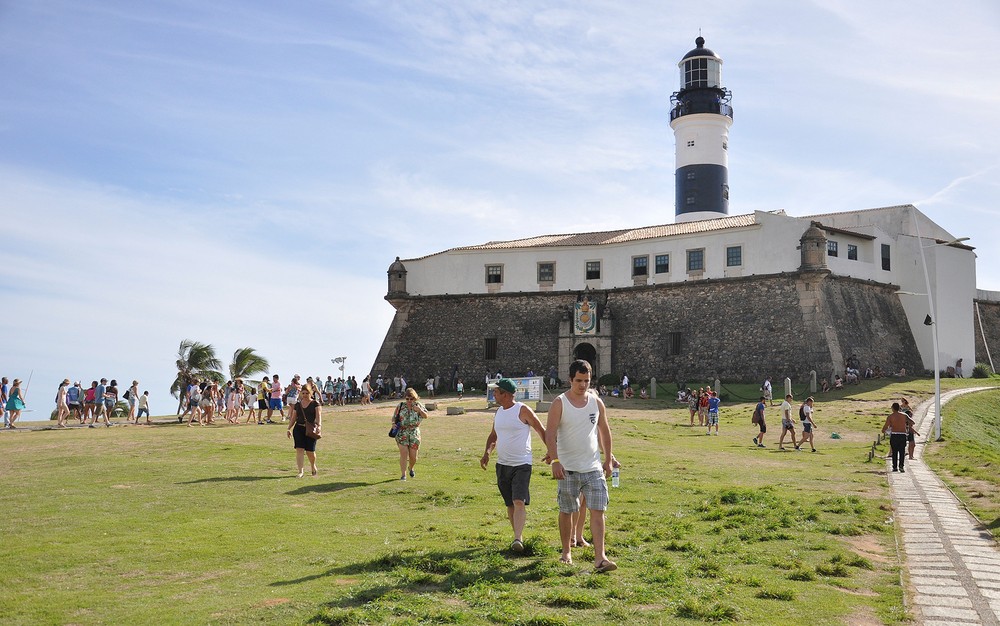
[670,36,734,223]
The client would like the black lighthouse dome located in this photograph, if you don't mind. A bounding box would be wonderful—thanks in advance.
[681,36,720,61]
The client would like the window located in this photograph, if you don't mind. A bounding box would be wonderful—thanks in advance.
[827,241,838,257]
[881,244,891,271]
[666,332,681,356]
[655,254,670,273]
[684,58,708,88]
[632,256,648,277]
[686,140,695,147]
[686,249,704,272]
[722,184,729,200]
[686,196,696,205]
[486,265,503,284]
[484,337,498,360]
[537,262,554,283]
[722,141,728,150]
[726,246,742,267]
[686,171,696,180]
[586,261,601,280]
[847,244,858,261]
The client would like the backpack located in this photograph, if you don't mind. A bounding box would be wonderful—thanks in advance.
[751,406,762,425]
[798,405,806,421]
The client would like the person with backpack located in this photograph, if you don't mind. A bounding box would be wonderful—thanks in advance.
[66,381,83,423]
[751,396,766,448]
[125,380,139,421]
[799,397,817,452]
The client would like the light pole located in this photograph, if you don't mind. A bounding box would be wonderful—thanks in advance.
[331,356,346,378]
[908,208,970,441]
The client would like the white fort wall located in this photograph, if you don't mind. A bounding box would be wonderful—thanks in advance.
[394,206,978,374]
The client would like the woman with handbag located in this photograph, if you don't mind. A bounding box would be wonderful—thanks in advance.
[287,386,321,477]
[394,387,429,481]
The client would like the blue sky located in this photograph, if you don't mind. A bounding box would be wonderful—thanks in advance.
[2,1,998,416]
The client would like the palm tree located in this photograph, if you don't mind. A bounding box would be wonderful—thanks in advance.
[228,347,270,382]
[170,340,224,413]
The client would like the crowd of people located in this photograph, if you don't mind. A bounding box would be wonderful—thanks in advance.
[2,376,151,429]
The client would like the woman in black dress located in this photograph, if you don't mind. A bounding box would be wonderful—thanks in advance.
[287,386,321,477]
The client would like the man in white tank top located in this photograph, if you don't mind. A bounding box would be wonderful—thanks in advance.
[544,360,617,573]
[480,378,547,554]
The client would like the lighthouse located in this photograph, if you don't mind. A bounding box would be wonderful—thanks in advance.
[670,36,733,223]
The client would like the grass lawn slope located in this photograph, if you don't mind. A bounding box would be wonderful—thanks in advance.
[4,378,973,624]
[924,387,1000,533]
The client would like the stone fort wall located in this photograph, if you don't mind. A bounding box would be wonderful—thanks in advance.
[372,271,924,389]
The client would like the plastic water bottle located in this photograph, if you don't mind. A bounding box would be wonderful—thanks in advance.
[611,466,620,488]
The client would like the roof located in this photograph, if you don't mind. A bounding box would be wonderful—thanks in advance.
[681,36,720,61]
[814,223,877,241]
[407,213,759,261]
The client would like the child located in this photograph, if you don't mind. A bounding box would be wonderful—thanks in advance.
[456,378,464,400]
[706,391,720,435]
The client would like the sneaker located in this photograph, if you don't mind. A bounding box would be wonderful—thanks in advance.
[752,437,758,446]
[706,431,711,435]
[811,448,817,452]
[794,446,801,451]
[900,468,905,473]
[757,443,765,448]
[511,540,524,553]
[409,469,415,478]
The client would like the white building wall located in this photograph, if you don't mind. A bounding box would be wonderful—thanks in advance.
[404,212,814,296]
[398,204,979,376]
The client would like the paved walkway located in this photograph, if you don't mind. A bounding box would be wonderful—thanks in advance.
[890,387,1000,625]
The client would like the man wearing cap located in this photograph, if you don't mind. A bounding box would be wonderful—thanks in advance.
[481,378,547,553]
[545,359,617,573]
[67,381,83,423]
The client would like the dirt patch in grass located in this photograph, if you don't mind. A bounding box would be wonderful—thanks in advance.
[845,605,882,625]
[845,535,891,564]
[255,597,290,607]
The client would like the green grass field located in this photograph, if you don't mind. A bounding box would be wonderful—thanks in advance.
[0,377,992,624]
[924,388,1000,532]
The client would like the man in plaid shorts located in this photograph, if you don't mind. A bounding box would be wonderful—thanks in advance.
[544,359,617,573]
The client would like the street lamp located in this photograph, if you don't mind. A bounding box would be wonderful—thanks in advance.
[909,207,970,442]
[331,356,346,378]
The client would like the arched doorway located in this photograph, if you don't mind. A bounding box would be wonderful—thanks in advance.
[573,342,597,376]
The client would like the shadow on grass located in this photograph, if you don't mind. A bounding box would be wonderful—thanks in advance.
[271,545,557,596]
[985,517,1000,531]
[178,476,287,484]
[285,480,395,495]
